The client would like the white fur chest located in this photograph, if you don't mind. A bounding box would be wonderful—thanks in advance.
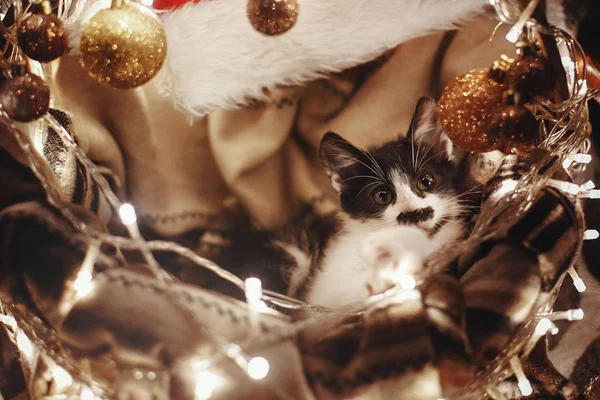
[306,227,374,309]
[305,219,464,310]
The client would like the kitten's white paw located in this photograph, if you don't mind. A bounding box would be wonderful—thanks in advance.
[361,226,431,295]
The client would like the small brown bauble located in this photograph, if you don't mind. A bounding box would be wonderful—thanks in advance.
[509,56,554,103]
[486,105,538,154]
[0,73,50,122]
[247,0,299,36]
[18,13,68,62]
[438,68,506,153]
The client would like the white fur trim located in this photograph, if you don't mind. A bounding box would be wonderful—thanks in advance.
[151,0,486,118]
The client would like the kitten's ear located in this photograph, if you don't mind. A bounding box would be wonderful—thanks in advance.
[407,97,454,162]
[320,132,367,192]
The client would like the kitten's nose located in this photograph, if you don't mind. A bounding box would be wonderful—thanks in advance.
[397,207,434,225]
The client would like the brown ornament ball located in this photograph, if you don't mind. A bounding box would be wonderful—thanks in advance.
[508,56,554,103]
[247,0,299,36]
[438,68,506,153]
[80,2,167,90]
[486,105,538,154]
[0,73,50,122]
[18,13,68,62]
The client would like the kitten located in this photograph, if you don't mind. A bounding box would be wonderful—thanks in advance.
[279,97,468,310]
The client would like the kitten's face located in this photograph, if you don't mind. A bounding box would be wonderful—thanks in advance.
[320,97,464,238]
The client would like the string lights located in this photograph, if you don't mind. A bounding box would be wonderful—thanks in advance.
[568,267,587,293]
[194,368,225,400]
[0,0,596,399]
[245,277,263,335]
[247,356,270,380]
[510,357,533,397]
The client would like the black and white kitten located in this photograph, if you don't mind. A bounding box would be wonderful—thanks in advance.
[279,97,468,309]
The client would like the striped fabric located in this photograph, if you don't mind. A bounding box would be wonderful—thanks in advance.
[299,153,588,399]
[42,109,114,223]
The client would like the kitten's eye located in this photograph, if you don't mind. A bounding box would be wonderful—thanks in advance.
[372,189,392,205]
[417,174,436,191]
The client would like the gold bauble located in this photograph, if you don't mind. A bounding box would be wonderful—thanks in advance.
[80,1,167,89]
[438,68,506,153]
[247,0,299,36]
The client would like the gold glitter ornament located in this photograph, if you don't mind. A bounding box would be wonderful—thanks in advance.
[247,0,299,36]
[80,0,167,89]
[438,68,506,153]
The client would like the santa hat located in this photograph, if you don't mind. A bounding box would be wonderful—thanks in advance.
[65,0,577,119]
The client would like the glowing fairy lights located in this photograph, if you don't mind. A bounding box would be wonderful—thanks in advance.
[534,318,553,335]
[194,370,224,400]
[73,240,101,298]
[548,179,580,195]
[580,180,595,191]
[118,203,138,226]
[562,153,592,169]
[16,330,34,360]
[568,267,587,293]
[509,357,533,397]
[52,365,74,389]
[584,229,599,240]
[579,189,600,199]
[245,277,263,334]
[378,253,420,292]
[81,388,96,400]
[247,356,270,380]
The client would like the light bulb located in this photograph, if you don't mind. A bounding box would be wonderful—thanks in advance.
[518,380,533,396]
[247,356,269,380]
[571,154,592,164]
[584,230,599,240]
[535,318,552,335]
[245,278,262,303]
[118,204,137,226]
[580,180,595,191]
[16,331,34,360]
[81,388,95,400]
[0,314,17,330]
[73,271,94,297]
[572,277,587,293]
[256,300,270,312]
[399,275,416,290]
[194,370,223,400]
[569,309,584,321]
[52,366,73,388]
[510,357,532,397]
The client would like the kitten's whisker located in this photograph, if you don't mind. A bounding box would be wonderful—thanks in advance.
[416,135,444,172]
[417,149,445,172]
[444,186,484,203]
[457,184,485,195]
[442,220,471,236]
[358,147,386,183]
[342,175,382,182]
[354,181,381,199]
[333,154,385,182]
